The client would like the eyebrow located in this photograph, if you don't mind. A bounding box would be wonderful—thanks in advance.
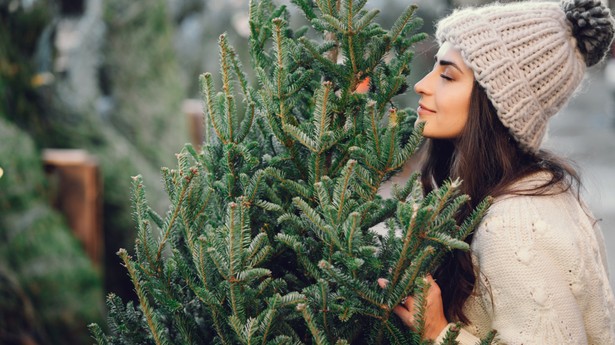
[434,56,464,74]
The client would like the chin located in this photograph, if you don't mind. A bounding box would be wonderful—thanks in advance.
[414,118,426,130]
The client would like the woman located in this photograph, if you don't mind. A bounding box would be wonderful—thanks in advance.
[383,0,615,343]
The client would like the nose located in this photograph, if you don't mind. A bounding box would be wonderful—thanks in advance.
[414,72,430,95]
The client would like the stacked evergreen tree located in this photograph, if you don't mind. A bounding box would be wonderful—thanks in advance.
[90,0,493,343]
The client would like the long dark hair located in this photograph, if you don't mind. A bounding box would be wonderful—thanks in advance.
[420,81,581,324]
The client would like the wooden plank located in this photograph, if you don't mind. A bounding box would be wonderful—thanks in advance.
[43,149,102,267]
[183,99,205,150]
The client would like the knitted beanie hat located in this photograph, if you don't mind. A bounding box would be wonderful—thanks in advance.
[436,0,615,152]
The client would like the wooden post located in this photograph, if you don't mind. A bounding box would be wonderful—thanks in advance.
[43,149,103,267]
[183,99,205,150]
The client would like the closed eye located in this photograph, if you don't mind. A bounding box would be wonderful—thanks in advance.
[440,74,453,81]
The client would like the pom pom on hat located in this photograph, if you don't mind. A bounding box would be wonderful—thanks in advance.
[435,0,614,153]
[563,0,615,66]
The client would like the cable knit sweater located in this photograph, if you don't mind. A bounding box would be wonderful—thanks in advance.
[435,173,615,344]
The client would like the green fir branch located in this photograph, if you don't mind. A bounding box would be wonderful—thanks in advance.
[321,14,347,32]
[439,322,461,345]
[367,100,381,156]
[318,260,383,307]
[381,319,410,345]
[315,181,333,211]
[284,69,315,98]
[244,170,266,203]
[313,81,334,151]
[200,73,229,144]
[219,34,237,141]
[206,241,230,280]
[160,167,175,200]
[293,197,342,250]
[247,232,270,264]
[390,121,424,170]
[88,323,109,345]
[275,233,322,279]
[333,159,357,223]
[258,301,278,344]
[391,171,420,202]
[223,34,252,102]
[278,291,307,307]
[388,246,435,308]
[229,315,247,343]
[318,279,333,339]
[193,239,211,289]
[456,196,492,240]
[238,268,272,283]
[478,330,498,345]
[272,18,290,124]
[315,0,338,16]
[363,35,391,73]
[411,277,429,339]
[344,211,361,253]
[118,249,169,345]
[297,303,331,345]
[291,0,317,21]
[156,167,196,265]
[243,317,260,344]
[254,199,283,212]
[277,213,304,227]
[131,175,157,271]
[353,8,379,32]
[351,147,380,179]
[425,227,469,251]
[427,179,461,225]
[388,4,418,44]
[283,122,318,152]
[238,101,257,142]
[388,201,422,289]
[298,37,343,79]
[351,0,368,13]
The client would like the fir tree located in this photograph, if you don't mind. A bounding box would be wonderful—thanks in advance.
[90,0,494,344]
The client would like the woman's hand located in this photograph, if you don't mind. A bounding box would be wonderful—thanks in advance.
[377,275,449,340]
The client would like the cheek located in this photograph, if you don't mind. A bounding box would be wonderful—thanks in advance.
[435,97,468,129]
[446,85,471,117]
[444,87,471,112]
[424,89,471,138]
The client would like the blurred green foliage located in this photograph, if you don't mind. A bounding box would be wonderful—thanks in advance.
[0,118,104,345]
[1,0,189,343]
[103,0,187,168]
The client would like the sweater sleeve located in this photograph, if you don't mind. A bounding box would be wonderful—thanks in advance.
[457,195,615,345]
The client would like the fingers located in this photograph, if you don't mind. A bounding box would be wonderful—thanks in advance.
[378,276,435,307]
[424,274,441,299]
[400,294,414,310]
[377,275,440,311]
[378,274,447,338]
[393,303,416,329]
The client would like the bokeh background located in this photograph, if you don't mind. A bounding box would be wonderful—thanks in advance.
[1,0,613,343]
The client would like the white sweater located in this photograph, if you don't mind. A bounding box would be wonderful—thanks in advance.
[436,174,615,344]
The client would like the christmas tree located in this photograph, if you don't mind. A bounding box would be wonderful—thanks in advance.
[90,0,493,343]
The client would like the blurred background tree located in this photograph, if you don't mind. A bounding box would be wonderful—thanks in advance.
[0,118,104,344]
[1,0,186,342]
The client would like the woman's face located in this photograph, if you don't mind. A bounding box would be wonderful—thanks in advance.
[414,42,475,139]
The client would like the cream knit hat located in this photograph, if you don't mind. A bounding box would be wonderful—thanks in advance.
[436,0,615,152]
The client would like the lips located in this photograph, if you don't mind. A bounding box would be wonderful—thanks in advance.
[418,103,436,114]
